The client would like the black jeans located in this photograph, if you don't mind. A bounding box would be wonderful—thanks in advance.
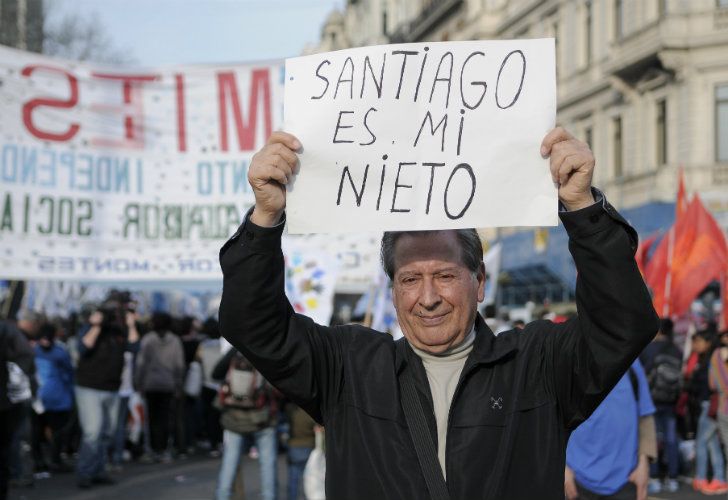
[576,480,637,500]
[145,391,174,454]
[0,405,23,500]
[200,387,222,448]
[32,410,72,470]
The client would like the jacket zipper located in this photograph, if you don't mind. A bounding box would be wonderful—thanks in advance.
[444,362,479,483]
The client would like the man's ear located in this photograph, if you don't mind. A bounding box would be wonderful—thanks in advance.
[477,262,486,303]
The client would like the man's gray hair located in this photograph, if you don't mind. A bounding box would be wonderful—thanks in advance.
[380,229,483,280]
[16,309,44,324]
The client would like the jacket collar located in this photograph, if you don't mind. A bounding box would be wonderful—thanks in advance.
[394,314,519,375]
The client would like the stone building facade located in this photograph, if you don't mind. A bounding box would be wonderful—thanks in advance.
[307,0,728,305]
[308,0,728,224]
[0,0,43,52]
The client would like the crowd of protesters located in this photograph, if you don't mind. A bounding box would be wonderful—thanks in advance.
[5,289,728,500]
[0,291,316,500]
[640,317,728,496]
[489,309,728,497]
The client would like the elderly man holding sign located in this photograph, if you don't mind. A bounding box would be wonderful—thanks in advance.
[219,40,658,500]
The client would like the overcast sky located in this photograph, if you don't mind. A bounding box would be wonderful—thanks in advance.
[49,0,344,66]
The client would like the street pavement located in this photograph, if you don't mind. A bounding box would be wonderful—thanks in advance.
[5,455,719,500]
[8,454,289,500]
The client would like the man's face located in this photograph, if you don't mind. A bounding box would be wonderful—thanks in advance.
[391,231,485,354]
[17,319,40,338]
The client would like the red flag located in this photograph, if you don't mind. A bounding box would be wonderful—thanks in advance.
[636,233,658,276]
[668,195,728,316]
[645,229,671,316]
[644,168,692,316]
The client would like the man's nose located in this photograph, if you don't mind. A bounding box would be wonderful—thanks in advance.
[419,278,441,310]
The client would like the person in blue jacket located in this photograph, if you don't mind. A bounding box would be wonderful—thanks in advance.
[565,359,658,500]
[33,323,74,471]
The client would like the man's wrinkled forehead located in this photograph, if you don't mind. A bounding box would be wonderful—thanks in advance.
[393,230,464,273]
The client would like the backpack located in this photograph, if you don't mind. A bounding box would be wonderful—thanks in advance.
[648,344,682,404]
[0,322,33,408]
[218,353,272,434]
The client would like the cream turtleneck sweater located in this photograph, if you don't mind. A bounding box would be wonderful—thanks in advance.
[410,328,476,478]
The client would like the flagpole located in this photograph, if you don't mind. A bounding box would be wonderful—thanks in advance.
[663,226,674,318]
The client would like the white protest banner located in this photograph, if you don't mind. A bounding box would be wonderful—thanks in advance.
[0,45,284,280]
[284,39,556,234]
[482,242,502,306]
[282,240,339,325]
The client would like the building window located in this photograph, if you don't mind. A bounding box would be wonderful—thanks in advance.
[551,19,560,79]
[659,0,668,17]
[0,0,20,48]
[613,117,623,177]
[585,1,592,65]
[614,0,623,39]
[382,9,388,36]
[514,26,529,38]
[656,99,667,165]
[717,84,728,162]
[719,0,728,8]
[585,127,593,149]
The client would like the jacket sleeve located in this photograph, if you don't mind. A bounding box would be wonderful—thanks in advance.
[218,211,344,424]
[212,348,236,382]
[59,348,75,387]
[543,194,660,429]
[8,326,36,394]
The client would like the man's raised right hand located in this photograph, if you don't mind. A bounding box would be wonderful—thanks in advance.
[248,131,301,227]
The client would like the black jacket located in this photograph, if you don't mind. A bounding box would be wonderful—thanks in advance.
[0,321,36,410]
[76,326,137,392]
[219,199,658,500]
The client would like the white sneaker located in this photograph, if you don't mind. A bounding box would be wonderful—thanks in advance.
[648,478,662,494]
[663,478,679,493]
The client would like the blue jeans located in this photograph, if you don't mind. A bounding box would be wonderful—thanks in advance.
[287,446,313,500]
[75,386,119,480]
[215,427,277,500]
[695,400,725,481]
[111,395,130,465]
[650,404,680,479]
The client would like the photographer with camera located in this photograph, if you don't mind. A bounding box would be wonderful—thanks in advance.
[74,301,139,489]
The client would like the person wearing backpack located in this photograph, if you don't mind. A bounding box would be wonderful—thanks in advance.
[0,319,36,500]
[686,329,728,494]
[564,359,657,500]
[212,348,278,500]
[709,330,728,488]
[639,318,683,494]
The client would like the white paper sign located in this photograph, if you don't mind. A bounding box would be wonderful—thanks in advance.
[284,39,557,234]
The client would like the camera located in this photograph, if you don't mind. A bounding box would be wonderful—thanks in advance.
[88,290,136,334]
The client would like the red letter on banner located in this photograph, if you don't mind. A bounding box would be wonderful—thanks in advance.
[21,65,80,142]
[217,69,272,152]
[91,73,158,149]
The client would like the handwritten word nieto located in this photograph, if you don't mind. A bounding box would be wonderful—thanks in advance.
[309,46,526,221]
